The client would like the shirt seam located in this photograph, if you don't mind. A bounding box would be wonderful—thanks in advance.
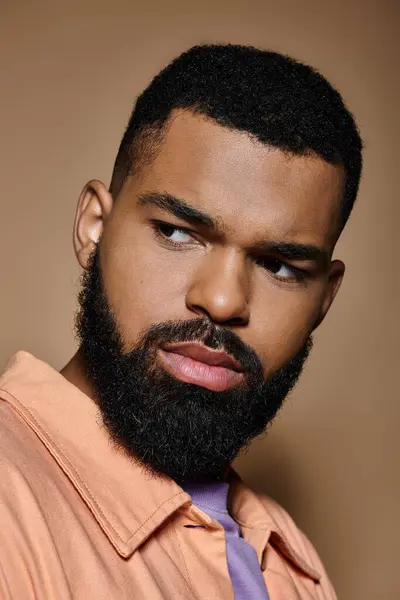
[173,523,195,596]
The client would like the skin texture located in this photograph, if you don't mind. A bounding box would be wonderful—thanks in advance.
[62,109,345,408]
[73,246,313,480]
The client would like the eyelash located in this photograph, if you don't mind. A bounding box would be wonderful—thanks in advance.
[151,220,308,283]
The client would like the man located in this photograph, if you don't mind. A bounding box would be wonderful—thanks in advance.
[0,44,362,599]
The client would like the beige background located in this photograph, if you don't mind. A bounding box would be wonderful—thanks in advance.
[1,1,398,598]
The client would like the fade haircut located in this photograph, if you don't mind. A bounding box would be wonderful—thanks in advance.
[110,43,363,229]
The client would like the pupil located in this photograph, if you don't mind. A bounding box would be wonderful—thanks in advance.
[270,260,281,273]
[260,258,280,273]
[160,223,176,237]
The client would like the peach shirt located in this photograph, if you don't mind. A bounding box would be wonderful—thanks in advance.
[0,352,336,600]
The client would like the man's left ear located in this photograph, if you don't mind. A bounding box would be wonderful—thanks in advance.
[73,180,114,269]
[313,259,345,331]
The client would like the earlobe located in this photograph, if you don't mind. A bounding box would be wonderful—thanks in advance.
[312,259,345,331]
[73,180,113,269]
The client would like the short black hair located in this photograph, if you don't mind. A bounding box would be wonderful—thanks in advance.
[110,43,363,229]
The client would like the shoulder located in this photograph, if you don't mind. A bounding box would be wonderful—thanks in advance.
[0,396,41,467]
[0,399,47,510]
[0,400,71,598]
[0,398,63,518]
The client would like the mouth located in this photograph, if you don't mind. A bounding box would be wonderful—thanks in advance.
[158,342,245,392]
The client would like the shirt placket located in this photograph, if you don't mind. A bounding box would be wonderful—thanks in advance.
[174,504,235,600]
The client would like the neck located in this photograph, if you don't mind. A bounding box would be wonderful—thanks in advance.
[60,350,95,400]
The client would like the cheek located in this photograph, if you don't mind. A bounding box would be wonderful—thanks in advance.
[100,224,190,346]
[248,286,321,375]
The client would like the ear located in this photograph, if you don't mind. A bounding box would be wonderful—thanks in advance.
[73,180,114,269]
[312,259,345,331]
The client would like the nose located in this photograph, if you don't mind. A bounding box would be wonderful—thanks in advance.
[185,248,250,326]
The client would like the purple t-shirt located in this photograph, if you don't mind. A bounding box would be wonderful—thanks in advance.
[183,481,270,599]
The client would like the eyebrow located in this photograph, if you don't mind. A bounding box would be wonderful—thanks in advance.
[137,191,330,269]
[137,191,221,232]
[251,241,330,269]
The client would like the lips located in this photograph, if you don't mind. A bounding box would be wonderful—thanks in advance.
[163,342,242,371]
[158,342,244,392]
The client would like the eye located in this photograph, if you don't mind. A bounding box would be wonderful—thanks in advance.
[257,257,306,282]
[273,262,297,279]
[153,221,196,246]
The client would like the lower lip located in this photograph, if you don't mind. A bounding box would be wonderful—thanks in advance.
[158,350,244,392]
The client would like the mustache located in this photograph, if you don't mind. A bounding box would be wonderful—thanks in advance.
[129,317,264,380]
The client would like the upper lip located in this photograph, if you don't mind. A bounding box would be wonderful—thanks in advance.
[162,342,243,372]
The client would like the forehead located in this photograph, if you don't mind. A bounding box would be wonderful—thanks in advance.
[129,110,345,248]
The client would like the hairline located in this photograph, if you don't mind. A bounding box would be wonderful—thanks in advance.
[110,108,347,235]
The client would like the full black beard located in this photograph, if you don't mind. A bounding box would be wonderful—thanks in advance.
[76,246,313,483]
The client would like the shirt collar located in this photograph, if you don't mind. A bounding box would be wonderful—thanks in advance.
[226,469,321,581]
[0,351,320,581]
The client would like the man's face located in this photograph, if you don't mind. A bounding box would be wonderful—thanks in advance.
[75,110,345,481]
